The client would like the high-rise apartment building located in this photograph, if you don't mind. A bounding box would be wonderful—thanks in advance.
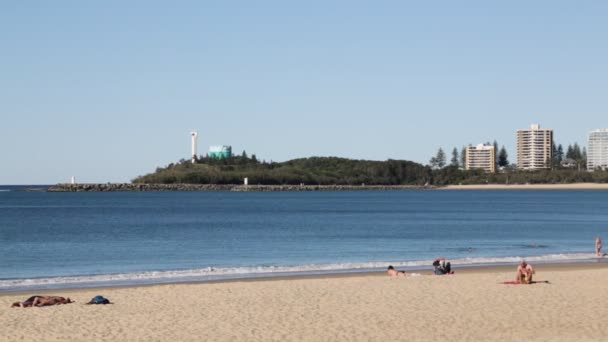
[587,129,608,171]
[516,124,553,170]
[465,144,495,173]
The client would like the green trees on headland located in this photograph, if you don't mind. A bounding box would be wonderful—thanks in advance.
[134,156,432,185]
[132,154,608,185]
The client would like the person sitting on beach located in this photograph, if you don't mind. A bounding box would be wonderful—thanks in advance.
[432,257,453,275]
[387,265,407,277]
[11,296,73,308]
[515,260,535,284]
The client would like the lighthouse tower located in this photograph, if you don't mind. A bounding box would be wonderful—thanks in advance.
[190,131,198,163]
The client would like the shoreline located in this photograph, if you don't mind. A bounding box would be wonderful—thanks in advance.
[442,182,608,190]
[3,259,606,297]
[43,182,608,192]
[4,261,608,341]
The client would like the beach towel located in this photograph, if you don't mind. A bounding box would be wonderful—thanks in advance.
[499,280,550,285]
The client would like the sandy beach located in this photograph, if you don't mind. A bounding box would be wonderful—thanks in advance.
[442,183,608,190]
[3,262,608,341]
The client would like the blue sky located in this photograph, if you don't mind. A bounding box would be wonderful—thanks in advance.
[2,1,607,184]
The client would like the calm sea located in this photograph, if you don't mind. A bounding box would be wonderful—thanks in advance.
[1,188,607,291]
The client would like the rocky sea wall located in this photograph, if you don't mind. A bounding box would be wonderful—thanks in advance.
[47,183,431,192]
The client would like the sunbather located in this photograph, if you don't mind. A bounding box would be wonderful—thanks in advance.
[387,265,407,277]
[11,296,73,308]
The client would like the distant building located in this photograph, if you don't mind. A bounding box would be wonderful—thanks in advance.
[588,129,608,171]
[209,145,232,159]
[516,124,553,170]
[560,158,577,169]
[465,144,495,173]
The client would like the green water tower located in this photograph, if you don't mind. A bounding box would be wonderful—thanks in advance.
[209,145,232,159]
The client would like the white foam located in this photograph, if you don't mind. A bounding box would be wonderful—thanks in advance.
[0,252,598,291]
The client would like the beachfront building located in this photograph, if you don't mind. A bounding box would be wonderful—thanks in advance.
[465,144,495,173]
[516,124,553,170]
[587,129,608,171]
[560,158,577,169]
[209,145,232,159]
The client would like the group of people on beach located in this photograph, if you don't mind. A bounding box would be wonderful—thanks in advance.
[387,257,454,278]
[388,258,535,283]
[387,235,604,283]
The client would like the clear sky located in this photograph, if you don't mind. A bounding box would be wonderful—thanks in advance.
[2,1,607,184]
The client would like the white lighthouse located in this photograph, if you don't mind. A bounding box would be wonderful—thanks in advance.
[190,131,198,163]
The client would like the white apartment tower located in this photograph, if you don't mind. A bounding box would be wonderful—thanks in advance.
[516,124,553,170]
[587,129,608,171]
[465,144,495,173]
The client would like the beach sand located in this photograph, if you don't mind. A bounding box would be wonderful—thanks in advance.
[2,263,608,341]
[442,183,608,190]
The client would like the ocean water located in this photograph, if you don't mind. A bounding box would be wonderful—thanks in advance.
[1,188,607,291]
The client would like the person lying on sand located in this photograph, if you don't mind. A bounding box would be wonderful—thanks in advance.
[11,295,41,308]
[387,265,407,277]
[515,260,535,284]
[11,296,73,308]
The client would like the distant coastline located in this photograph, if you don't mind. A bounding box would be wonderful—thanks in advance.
[45,182,608,192]
[442,183,608,190]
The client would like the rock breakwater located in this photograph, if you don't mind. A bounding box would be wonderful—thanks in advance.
[47,183,430,192]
